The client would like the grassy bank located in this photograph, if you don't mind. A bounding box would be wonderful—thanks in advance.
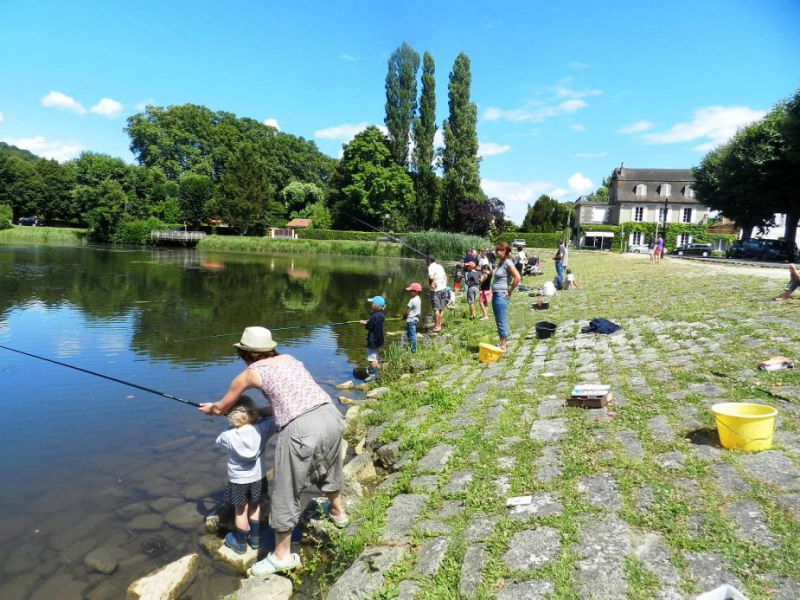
[0,225,88,245]
[302,252,800,599]
[197,235,403,257]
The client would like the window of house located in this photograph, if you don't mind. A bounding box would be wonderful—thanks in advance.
[632,232,642,246]
[678,233,692,246]
[634,206,645,222]
[660,184,671,197]
[682,208,692,223]
[658,207,669,222]
[635,184,647,198]
[684,186,694,198]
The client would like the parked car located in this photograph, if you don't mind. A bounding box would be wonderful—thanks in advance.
[512,238,527,248]
[375,235,405,244]
[627,243,651,254]
[672,243,712,257]
[18,216,39,226]
[726,239,798,262]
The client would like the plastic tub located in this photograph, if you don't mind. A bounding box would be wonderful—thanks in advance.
[535,321,557,339]
[531,301,550,310]
[478,342,505,363]
[711,402,778,452]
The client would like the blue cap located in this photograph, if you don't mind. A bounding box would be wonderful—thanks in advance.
[367,295,386,307]
[446,286,452,291]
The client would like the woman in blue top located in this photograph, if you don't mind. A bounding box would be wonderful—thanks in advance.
[492,242,521,351]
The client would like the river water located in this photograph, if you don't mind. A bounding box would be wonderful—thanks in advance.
[0,245,425,599]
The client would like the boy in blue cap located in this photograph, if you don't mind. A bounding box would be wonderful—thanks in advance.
[360,295,385,382]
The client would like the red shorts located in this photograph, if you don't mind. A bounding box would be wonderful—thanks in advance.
[479,290,491,304]
[454,282,461,291]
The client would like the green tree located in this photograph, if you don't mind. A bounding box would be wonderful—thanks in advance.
[0,154,44,220]
[35,159,76,222]
[412,51,438,229]
[384,43,420,166]
[329,126,414,230]
[521,195,573,232]
[441,52,482,230]
[280,181,324,214]
[0,203,12,229]
[178,173,214,225]
[213,144,277,234]
[86,179,128,241]
[292,201,332,229]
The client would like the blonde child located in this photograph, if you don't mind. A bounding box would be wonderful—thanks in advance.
[216,396,275,554]
[566,268,579,289]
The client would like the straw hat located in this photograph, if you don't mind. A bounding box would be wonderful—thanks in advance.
[234,326,277,352]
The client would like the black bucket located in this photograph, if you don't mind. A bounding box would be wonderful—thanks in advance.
[531,301,550,310]
[535,321,557,339]
[352,367,370,380]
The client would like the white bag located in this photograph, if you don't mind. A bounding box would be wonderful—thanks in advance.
[542,281,556,297]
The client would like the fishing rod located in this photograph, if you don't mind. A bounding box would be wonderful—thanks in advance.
[710,370,793,403]
[0,344,201,408]
[340,211,429,259]
[168,317,403,344]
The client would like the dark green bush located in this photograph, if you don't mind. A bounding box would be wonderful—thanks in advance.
[0,204,11,230]
[111,217,166,245]
[296,229,384,241]
[402,231,489,260]
[495,232,563,248]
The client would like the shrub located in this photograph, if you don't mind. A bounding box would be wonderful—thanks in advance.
[296,229,385,242]
[402,231,489,260]
[0,204,11,230]
[112,217,166,245]
[495,232,563,248]
[197,235,402,257]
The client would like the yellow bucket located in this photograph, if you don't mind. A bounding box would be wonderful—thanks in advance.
[711,402,778,452]
[478,342,505,364]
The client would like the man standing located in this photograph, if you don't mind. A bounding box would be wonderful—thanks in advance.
[427,255,447,333]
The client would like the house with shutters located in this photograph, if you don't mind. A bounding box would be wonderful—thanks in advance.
[574,165,715,249]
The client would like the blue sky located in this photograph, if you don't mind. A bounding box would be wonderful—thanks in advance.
[1,0,798,223]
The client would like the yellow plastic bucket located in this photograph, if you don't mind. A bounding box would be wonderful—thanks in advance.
[711,402,778,452]
[478,342,505,363]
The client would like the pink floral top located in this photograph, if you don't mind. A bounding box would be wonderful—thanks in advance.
[248,355,332,428]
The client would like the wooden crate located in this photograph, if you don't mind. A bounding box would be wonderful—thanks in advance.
[566,392,612,409]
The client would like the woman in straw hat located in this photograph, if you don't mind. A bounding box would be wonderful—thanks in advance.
[199,326,347,576]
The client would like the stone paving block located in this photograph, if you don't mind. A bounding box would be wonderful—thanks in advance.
[682,551,743,592]
[573,516,632,599]
[435,500,462,519]
[648,415,675,443]
[496,580,554,599]
[376,471,401,493]
[463,514,498,542]
[396,580,420,600]
[413,536,448,576]
[760,575,800,600]
[495,475,511,495]
[633,532,680,591]
[508,493,563,520]
[775,493,800,520]
[655,451,685,470]
[577,472,622,511]
[409,475,439,493]
[497,456,517,471]
[711,463,749,495]
[417,444,454,473]
[616,429,644,459]
[442,470,473,494]
[503,527,561,571]
[415,519,451,537]
[380,494,428,545]
[326,545,406,600]
[738,451,800,491]
[534,446,563,483]
[529,418,567,443]
[458,543,488,599]
[537,396,565,419]
[725,500,777,549]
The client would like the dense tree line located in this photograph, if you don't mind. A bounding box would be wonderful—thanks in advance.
[520,195,574,233]
[1,45,509,240]
[694,88,800,241]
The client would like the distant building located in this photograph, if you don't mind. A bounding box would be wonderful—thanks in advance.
[573,195,614,250]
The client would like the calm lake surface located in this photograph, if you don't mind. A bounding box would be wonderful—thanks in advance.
[0,245,425,599]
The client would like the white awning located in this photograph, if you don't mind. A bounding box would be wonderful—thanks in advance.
[584,231,614,238]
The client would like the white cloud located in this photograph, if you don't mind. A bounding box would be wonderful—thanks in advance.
[478,141,510,157]
[569,123,585,132]
[89,97,124,118]
[576,151,607,158]
[1,136,83,161]
[263,118,280,130]
[41,91,86,115]
[642,106,766,151]
[618,120,655,134]
[483,81,600,123]
[314,122,386,142]
[567,172,594,194]
[0,112,3,124]
[433,129,444,147]
[338,53,358,62]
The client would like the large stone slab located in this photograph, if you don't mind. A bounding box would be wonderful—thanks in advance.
[682,551,743,592]
[648,416,675,443]
[724,500,777,549]
[633,533,680,594]
[380,494,427,544]
[508,493,563,520]
[458,544,488,599]
[417,445,454,473]
[534,446,563,483]
[616,430,644,459]
[711,463,749,495]
[463,514,499,542]
[577,473,622,511]
[738,451,800,491]
[503,527,561,571]
[127,554,198,600]
[326,546,406,600]
[442,470,473,494]
[573,516,632,599]
[529,418,567,443]
[496,580,554,599]
[413,536,448,576]
[222,575,292,600]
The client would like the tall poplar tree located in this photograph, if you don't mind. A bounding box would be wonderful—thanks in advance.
[384,43,420,167]
[412,51,438,229]
[441,52,481,230]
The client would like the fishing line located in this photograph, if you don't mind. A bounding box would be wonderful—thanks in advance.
[339,211,429,259]
[0,344,201,407]
[167,317,402,344]
[710,370,793,403]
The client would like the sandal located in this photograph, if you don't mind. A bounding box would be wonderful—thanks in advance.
[331,514,350,529]
[248,552,301,577]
